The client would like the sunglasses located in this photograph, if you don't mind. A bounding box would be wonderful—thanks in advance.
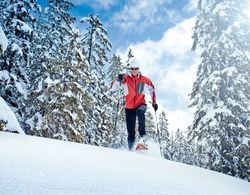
[130,68,139,70]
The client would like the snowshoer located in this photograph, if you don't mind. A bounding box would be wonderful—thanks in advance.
[111,58,158,150]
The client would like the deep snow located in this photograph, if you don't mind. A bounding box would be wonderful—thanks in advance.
[0,132,249,195]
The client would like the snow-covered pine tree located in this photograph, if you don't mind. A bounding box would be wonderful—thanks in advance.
[107,54,124,82]
[80,14,112,69]
[145,110,157,142]
[172,129,196,165]
[166,130,176,160]
[24,0,93,143]
[0,0,39,124]
[172,129,185,163]
[107,54,127,148]
[0,25,8,132]
[80,14,114,147]
[158,111,170,159]
[21,1,56,136]
[190,0,250,181]
[20,2,49,135]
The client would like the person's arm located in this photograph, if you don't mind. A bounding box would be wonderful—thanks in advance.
[110,74,125,91]
[145,77,158,111]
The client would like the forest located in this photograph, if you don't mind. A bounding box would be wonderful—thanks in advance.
[0,0,249,181]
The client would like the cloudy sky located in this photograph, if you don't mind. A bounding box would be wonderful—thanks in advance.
[38,0,200,132]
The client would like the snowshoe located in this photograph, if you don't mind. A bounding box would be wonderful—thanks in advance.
[135,143,148,151]
[135,136,148,151]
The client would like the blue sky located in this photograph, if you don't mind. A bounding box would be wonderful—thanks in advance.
[37,0,200,132]
[69,0,196,50]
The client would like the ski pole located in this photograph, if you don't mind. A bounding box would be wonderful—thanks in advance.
[154,110,163,158]
[114,81,122,132]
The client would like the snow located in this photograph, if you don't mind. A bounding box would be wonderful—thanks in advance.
[44,76,60,88]
[0,71,27,98]
[213,3,227,18]
[15,80,27,98]
[11,43,23,56]
[0,132,249,195]
[13,19,32,35]
[76,48,84,61]
[0,97,24,134]
[246,51,250,59]
[0,70,10,81]
[222,66,237,77]
[0,26,8,54]
[25,112,43,130]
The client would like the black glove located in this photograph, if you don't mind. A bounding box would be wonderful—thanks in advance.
[118,74,124,82]
[152,103,158,111]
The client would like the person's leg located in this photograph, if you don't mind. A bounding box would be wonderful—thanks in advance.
[125,108,136,150]
[136,105,147,137]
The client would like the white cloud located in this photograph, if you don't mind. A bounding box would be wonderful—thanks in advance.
[116,17,201,131]
[110,0,174,32]
[159,62,198,104]
[167,108,194,131]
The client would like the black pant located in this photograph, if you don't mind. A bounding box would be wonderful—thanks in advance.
[125,105,147,150]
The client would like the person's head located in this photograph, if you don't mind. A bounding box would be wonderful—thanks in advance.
[129,58,140,76]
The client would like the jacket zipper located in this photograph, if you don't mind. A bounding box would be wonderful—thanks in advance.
[134,77,137,108]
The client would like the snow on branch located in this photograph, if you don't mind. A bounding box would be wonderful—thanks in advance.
[0,26,8,54]
[0,97,25,134]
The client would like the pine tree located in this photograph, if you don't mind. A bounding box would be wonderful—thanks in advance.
[190,0,250,181]
[107,54,125,82]
[80,14,114,147]
[145,111,157,141]
[0,24,8,131]
[158,111,170,159]
[172,129,196,165]
[107,54,127,148]
[172,129,185,162]
[0,0,39,123]
[80,14,112,72]
[24,0,93,143]
[167,130,176,160]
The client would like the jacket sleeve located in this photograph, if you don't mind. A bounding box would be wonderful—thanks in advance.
[110,75,126,92]
[145,77,156,103]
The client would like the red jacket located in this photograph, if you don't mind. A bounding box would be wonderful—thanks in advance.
[111,73,156,109]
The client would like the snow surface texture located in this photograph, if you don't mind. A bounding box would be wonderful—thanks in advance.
[0,97,24,134]
[0,132,249,195]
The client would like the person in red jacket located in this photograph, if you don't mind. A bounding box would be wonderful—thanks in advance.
[111,58,158,150]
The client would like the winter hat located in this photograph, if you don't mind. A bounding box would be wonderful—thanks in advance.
[129,58,140,69]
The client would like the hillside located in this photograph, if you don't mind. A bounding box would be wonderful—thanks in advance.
[0,132,249,195]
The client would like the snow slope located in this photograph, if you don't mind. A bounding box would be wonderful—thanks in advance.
[0,132,249,195]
